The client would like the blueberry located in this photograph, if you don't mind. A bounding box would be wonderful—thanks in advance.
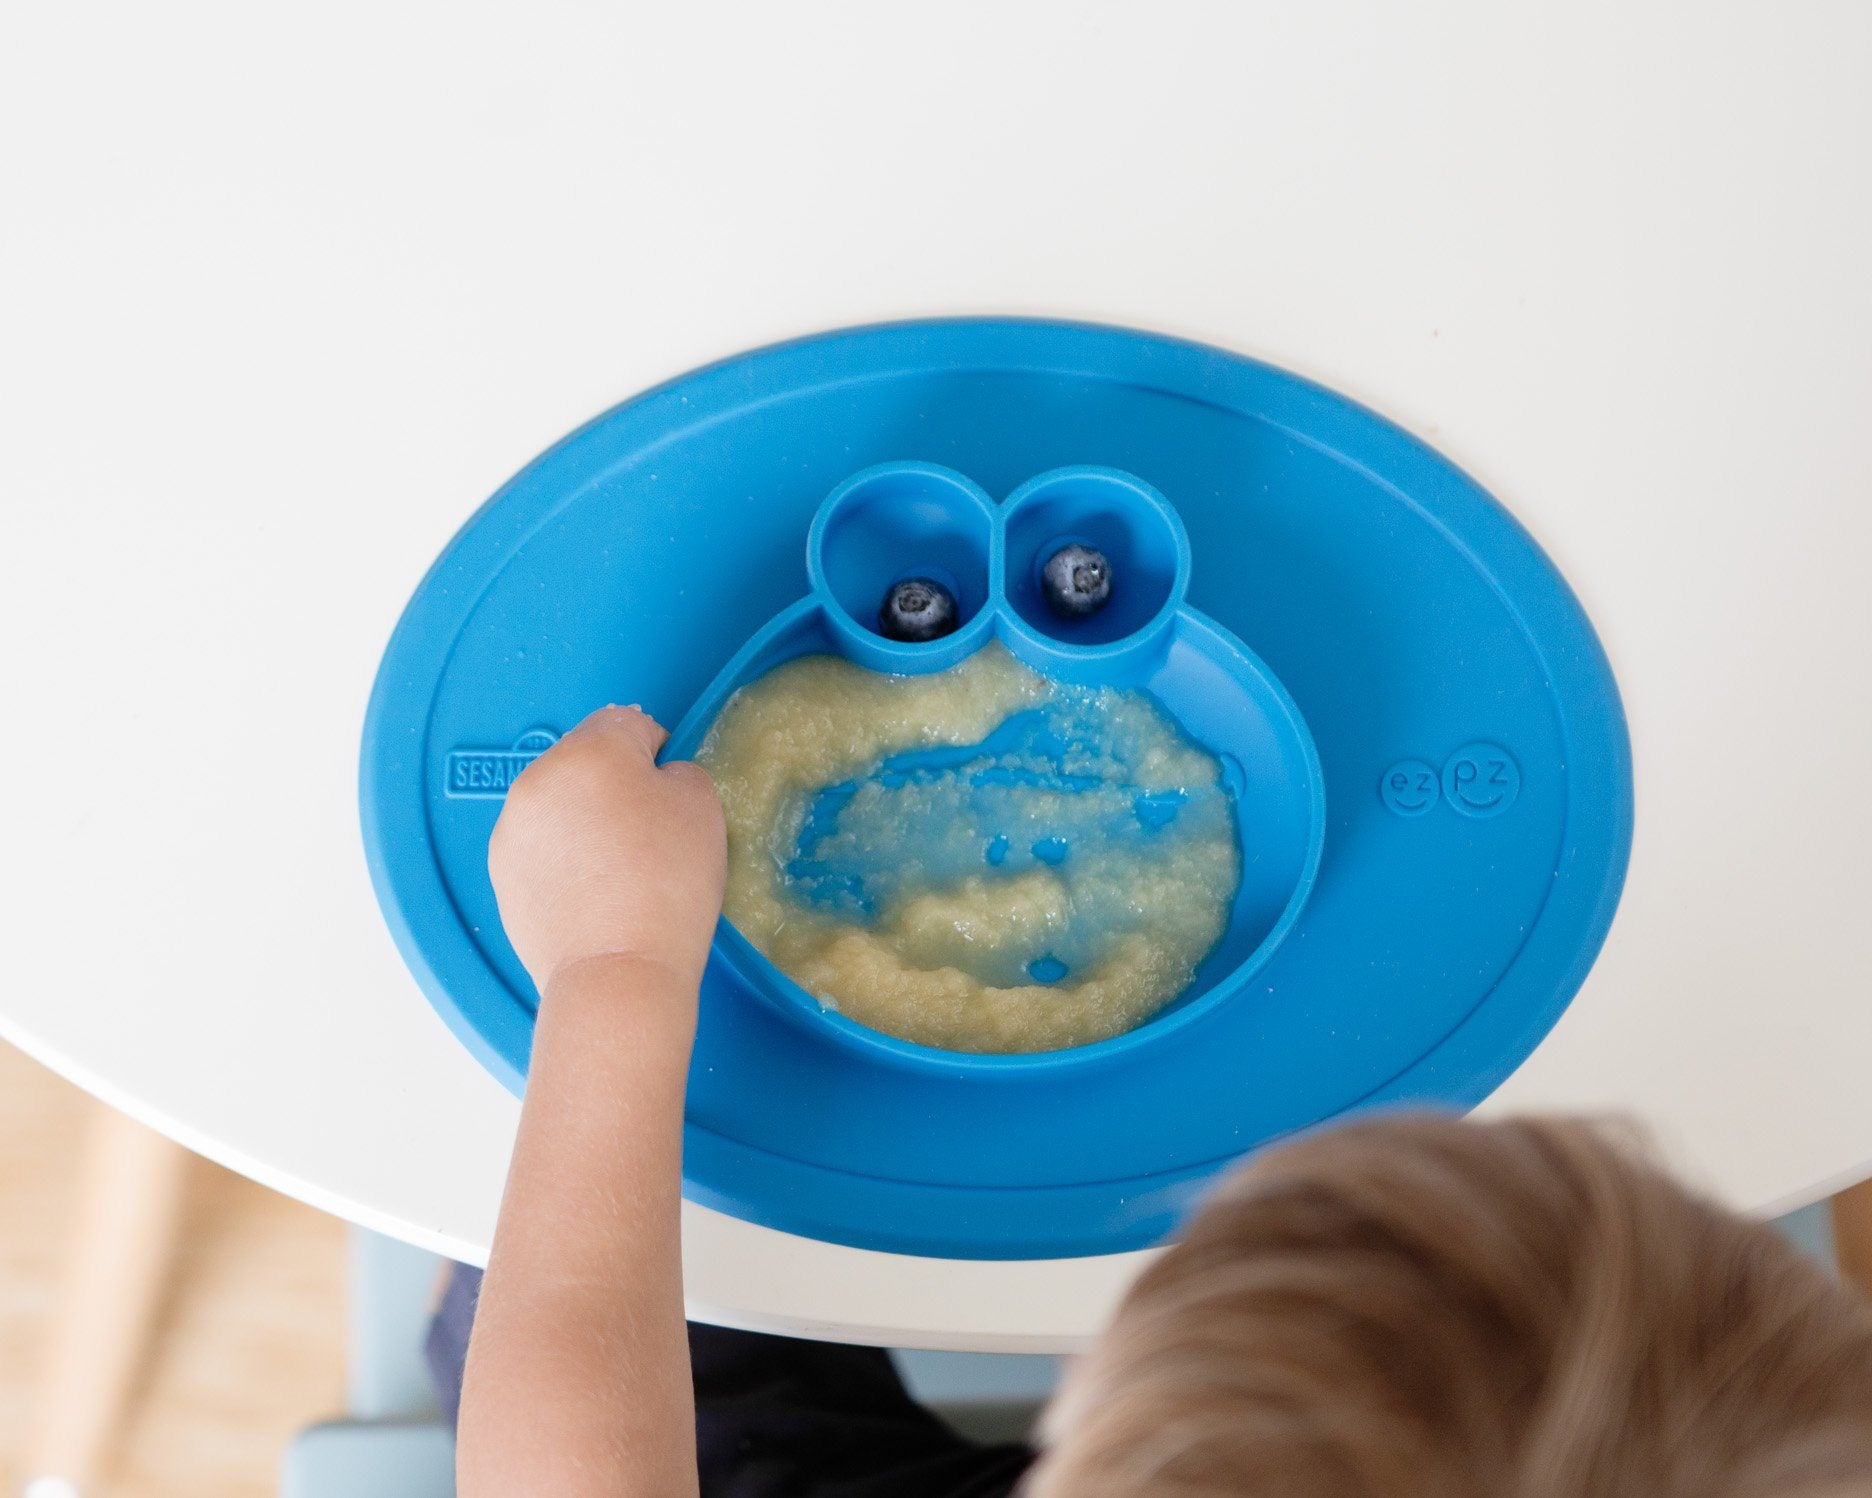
[879,576,959,642]
[1040,543,1112,617]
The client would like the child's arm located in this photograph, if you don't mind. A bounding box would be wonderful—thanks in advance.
[456,705,725,1498]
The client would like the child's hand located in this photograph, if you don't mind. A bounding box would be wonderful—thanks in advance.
[488,704,726,1000]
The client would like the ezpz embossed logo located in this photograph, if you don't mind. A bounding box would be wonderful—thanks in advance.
[443,728,559,799]
[1381,744,1520,820]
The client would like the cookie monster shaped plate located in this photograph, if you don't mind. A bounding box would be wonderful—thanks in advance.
[664,462,1323,1074]
[360,319,1633,1259]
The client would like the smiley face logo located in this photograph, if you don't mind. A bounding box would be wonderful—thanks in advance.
[1380,759,1441,818]
[1442,743,1520,818]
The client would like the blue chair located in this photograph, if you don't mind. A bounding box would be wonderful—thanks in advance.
[279,1230,454,1498]
[1775,1200,1834,1268]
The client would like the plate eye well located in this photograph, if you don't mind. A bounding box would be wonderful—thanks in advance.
[809,464,995,664]
[1002,468,1187,649]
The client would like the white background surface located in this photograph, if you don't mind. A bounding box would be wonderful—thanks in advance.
[3,2,1869,1349]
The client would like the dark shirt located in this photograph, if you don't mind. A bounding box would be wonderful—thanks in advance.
[690,1322,1033,1497]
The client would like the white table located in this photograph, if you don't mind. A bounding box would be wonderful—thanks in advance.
[4,3,1869,1352]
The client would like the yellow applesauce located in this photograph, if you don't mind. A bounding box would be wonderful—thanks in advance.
[693,642,1241,1053]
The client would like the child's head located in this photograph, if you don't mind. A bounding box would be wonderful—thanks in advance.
[1028,1115,1872,1498]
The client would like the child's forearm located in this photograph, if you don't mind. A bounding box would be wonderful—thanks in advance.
[457,955,700,1498]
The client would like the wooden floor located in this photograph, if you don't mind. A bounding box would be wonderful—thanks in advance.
[0,1041,346,1498]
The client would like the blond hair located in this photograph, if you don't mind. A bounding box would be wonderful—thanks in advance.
[1028,1115,1872,1498]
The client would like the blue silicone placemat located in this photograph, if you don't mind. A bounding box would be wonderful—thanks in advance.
[360,319,1633,1259]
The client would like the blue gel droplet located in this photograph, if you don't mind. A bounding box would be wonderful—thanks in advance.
[1134,790,1187,830]
[1032,837,1070,865]
[984,833,1010,866]
[1027,956,1069,983]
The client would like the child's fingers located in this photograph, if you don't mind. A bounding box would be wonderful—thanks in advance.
[658,756,720,806]
[597,704,670,760]
[566,703,670,762]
